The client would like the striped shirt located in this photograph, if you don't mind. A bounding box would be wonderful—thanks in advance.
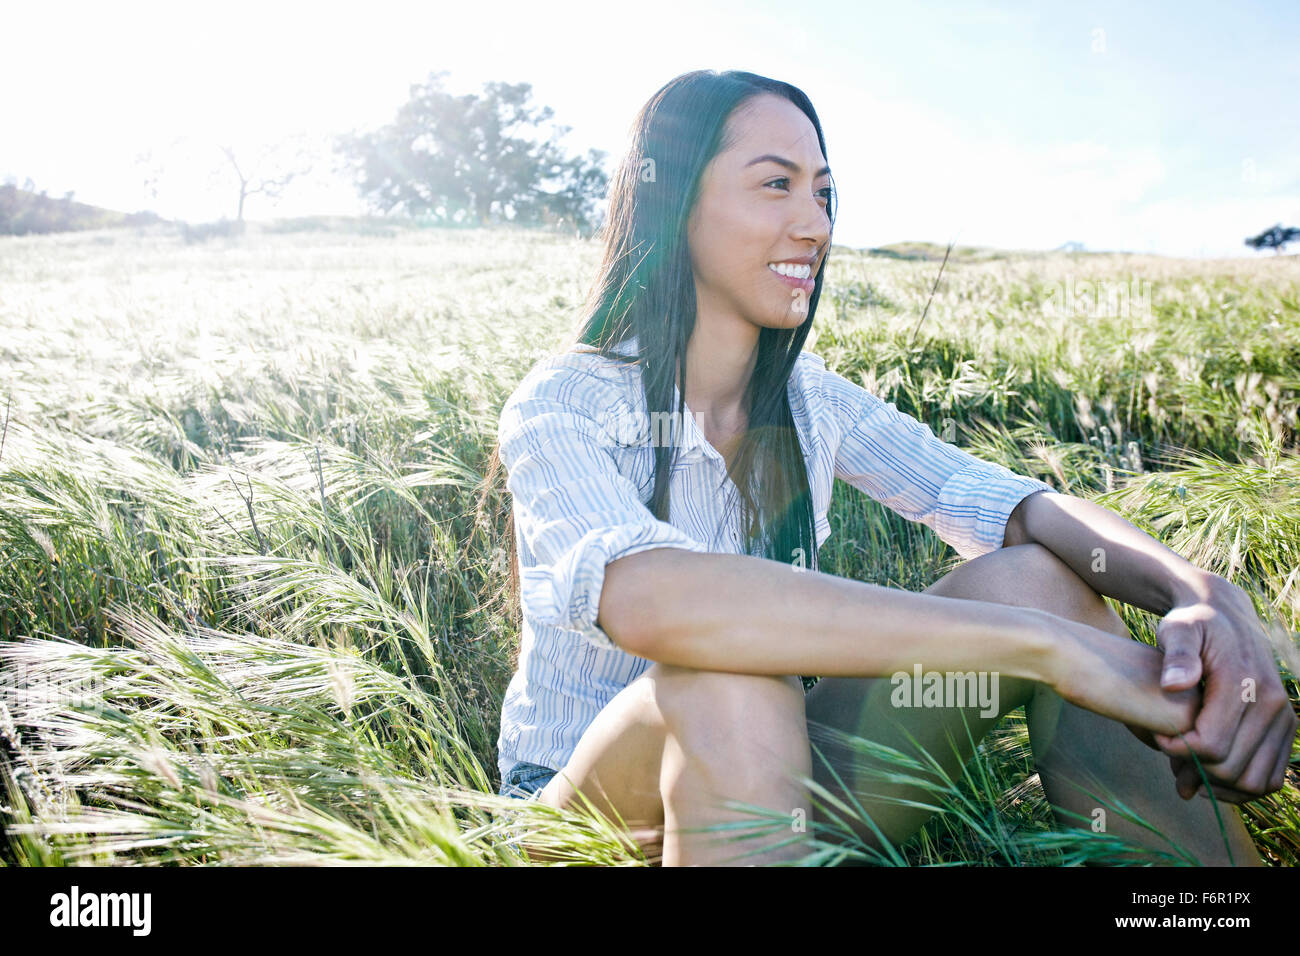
[494,336,1054,780]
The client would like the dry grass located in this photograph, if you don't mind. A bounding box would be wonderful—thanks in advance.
[1,220,1296,865]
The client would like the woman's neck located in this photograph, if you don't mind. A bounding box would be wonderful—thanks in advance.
[680,322,758,428]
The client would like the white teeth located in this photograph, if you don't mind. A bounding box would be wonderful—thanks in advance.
[768,262,811,279]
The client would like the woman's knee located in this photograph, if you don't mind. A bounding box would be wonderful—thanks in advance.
[931,542,1119,632]
[648,663,803,718]
[645,663,807,760]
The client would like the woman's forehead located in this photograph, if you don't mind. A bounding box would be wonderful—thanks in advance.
[722,97,825,165]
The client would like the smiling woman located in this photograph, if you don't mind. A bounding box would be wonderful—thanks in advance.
[476,69,1277,867]
[476,76,844,851]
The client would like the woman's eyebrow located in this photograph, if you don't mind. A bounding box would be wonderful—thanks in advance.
[744,154,831,177]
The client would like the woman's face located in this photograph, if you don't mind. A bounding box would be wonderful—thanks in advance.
[686,93,833,333]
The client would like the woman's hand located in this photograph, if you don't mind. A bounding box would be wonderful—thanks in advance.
[1035,609,1202,738]
[1148,583,1297,803]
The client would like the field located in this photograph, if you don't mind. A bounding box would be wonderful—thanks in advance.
[1,220,1297,865]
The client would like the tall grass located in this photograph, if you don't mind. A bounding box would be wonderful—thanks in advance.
[1,222,1296,865]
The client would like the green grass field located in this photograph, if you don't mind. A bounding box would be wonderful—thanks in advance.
[1,219,1297,865]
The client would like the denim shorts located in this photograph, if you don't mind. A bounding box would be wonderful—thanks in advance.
[499,760,559,800]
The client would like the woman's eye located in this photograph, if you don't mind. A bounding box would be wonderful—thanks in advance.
[765,178,835,203]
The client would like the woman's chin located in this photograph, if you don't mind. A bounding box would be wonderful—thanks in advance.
[771,307,812,329]
[739,297,813,331]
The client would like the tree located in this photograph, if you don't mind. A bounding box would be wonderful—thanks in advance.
[218,139,313,228]
[134,135,313,228]
[518,147,610,236]
[135,145,169,203]
[335,72,607,232]
[1244,223,1300,255]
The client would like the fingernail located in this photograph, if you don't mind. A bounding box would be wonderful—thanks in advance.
[1163,667,1188,684]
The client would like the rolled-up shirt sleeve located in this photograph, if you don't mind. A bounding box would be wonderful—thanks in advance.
[823,365,1055,560]
[497,358,712,651]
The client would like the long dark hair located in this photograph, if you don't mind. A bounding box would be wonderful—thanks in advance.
[479,69,837,630]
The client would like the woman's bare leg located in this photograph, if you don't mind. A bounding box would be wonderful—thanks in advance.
[655,666,812,865]
[802,666,1037,860]
[804,543,1264,865]
[535,664,812,866]
[535,541,1265,865]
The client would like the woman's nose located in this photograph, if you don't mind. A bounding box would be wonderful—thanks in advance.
[793,207,830,249]
[794,196,830,243]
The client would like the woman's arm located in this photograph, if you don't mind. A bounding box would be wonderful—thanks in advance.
[1004,489,1296,800]
[600,547,1199,736]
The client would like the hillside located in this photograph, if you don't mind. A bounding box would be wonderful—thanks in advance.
[0,184,167,235]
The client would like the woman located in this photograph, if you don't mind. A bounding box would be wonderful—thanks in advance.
[481,70,1288,866]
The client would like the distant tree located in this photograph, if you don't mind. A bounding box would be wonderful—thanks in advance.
[133,135,313,228]
[218,139,313,228]
[135,145,170,203]
[335,71,608,233]
[1245,223,1300,255]
[519,147,610,236]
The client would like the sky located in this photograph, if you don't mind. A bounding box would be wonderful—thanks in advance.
[3,0,1297,257]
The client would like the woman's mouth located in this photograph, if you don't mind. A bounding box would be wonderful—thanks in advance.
[768,261,815,293]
